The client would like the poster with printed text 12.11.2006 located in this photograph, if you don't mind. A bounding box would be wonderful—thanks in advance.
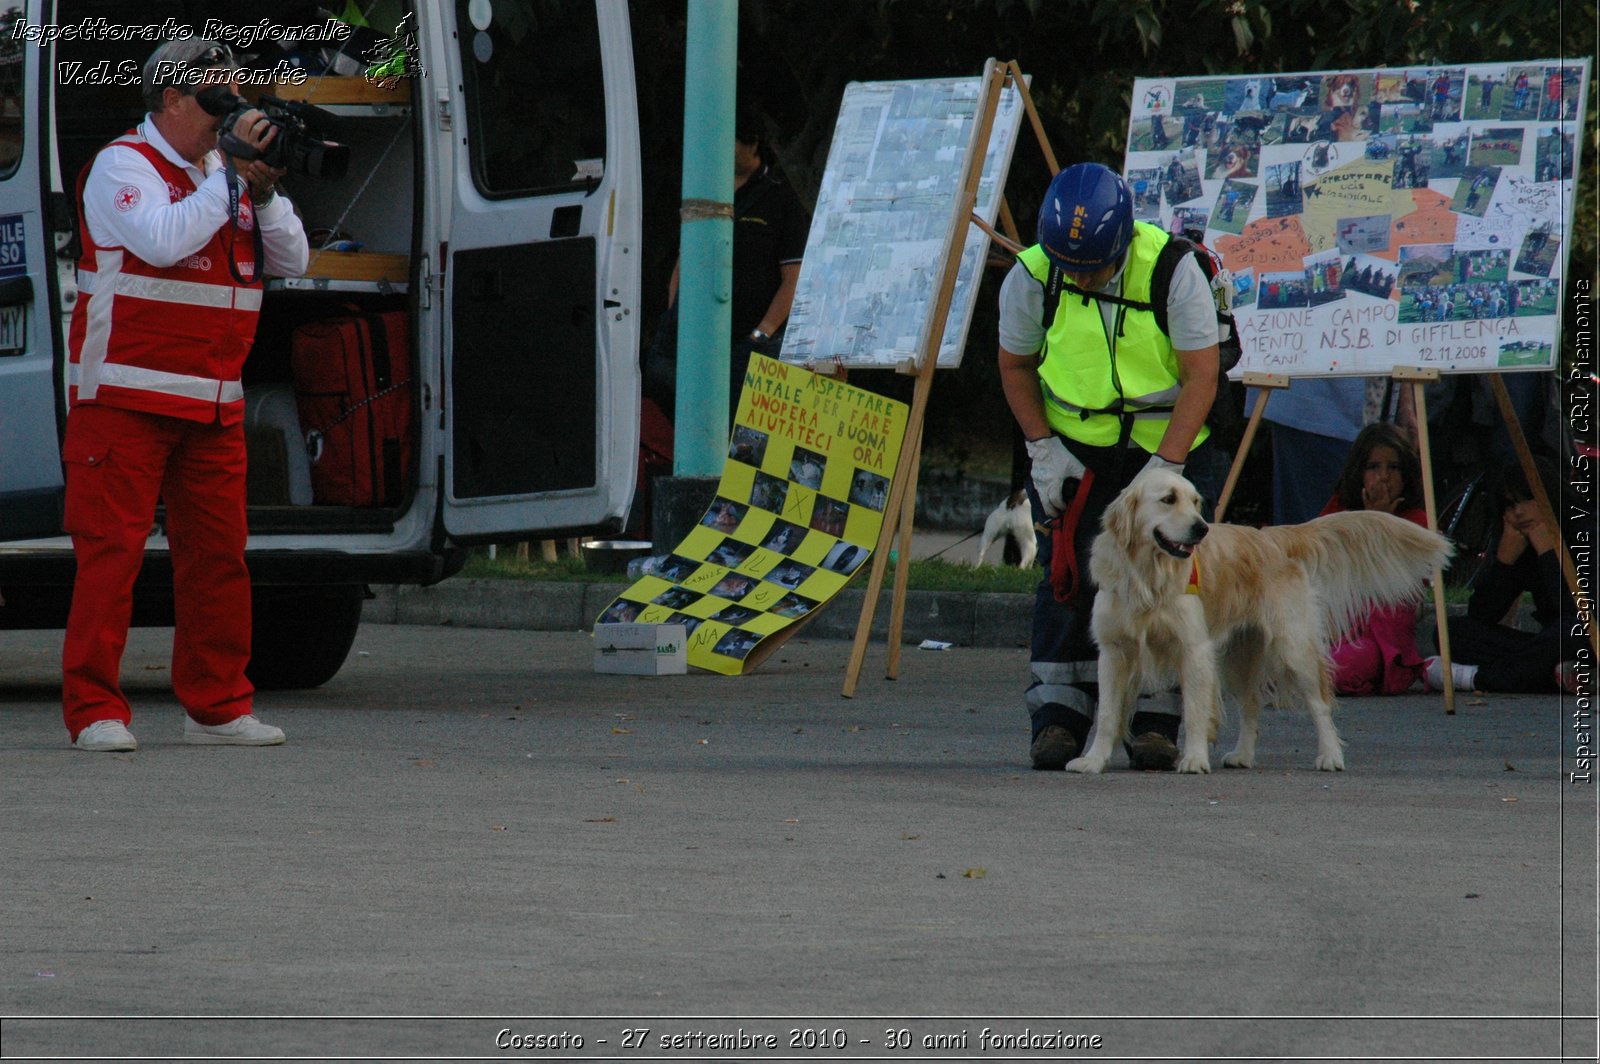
[1125,59,1585,377]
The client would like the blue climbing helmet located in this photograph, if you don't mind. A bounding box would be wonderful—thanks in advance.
[1037,162,1134,272]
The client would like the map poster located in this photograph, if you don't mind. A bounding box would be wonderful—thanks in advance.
[1126,59,1586,376]
[781,72,1026,370]
[594,355,909,675]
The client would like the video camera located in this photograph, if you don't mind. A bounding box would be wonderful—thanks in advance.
[196,84,349,181]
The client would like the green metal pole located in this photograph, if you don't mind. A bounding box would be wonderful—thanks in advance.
[672,0,737,476]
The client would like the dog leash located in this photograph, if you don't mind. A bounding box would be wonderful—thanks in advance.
[1047,468,1096,605]
[923,527,984,562]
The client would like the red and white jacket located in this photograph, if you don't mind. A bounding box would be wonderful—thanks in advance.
[67,119,308,425]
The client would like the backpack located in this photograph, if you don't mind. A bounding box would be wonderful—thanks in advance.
[1041,227,1243,429]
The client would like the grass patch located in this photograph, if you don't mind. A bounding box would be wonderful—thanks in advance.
[461,552,594,582]
[461,548,1042,593]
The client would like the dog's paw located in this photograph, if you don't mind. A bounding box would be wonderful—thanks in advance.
[1314,751,1346,772]
[1222,751,1253,769]
[1064,756,1106,774]
[1175,753,1212,774]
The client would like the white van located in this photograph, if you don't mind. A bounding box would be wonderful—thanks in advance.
[0,2,642,687]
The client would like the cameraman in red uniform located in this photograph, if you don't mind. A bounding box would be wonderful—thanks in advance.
[63,39,309,751]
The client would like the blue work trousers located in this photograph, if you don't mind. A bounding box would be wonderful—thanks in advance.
[1026,437,1223,747]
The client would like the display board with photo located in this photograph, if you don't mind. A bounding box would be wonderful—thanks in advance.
[593,356,909,675]
[780,72,1027,369]
[1126,58,1586,376]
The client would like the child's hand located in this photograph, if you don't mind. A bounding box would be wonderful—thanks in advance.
[1361,479,1400,514]
[1497,508,1530,564]
[1524,509,1557,555]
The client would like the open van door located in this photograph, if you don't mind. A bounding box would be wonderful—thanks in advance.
[439,0,641,541]
[0,1,68,541]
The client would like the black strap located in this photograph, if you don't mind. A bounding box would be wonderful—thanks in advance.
[1046,237,1202,335]
[363,312,391,388]
[220,155,264,286]
[1146,237,1193,336]
[1062,280,1154,314]
[1032,239,1196,434]
[1041,263,1067,329]
[1041,260,1165,333]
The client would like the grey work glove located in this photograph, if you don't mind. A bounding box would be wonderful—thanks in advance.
[1026,435,1086,518]
[1141,453,1185,477]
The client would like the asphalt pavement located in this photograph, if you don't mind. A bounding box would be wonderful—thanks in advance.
[1,623,1595,1063]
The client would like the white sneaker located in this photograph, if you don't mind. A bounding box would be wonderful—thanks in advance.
[183,714,285,746]
[73,720,138,752]
[1422,656,1478,692]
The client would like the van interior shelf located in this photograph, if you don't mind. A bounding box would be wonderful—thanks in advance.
[243,76,412,115]
[269,250,410,293]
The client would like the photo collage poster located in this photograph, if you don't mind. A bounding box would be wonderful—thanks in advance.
[1126,60,1586,376]
[781,72,1025,369]
[594,355,908,675]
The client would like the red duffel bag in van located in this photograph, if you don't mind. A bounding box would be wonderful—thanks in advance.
[291,311,414,507]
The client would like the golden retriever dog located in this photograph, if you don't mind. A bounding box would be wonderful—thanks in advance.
[1066,468,1452,774]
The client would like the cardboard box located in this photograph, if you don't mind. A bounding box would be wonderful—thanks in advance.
[593,624,687,675]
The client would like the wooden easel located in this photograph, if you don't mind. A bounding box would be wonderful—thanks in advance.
[1422,370,1597,687]
[1393,366,1458,715]
[1213,370,1459,712]
[1213,368,1597,714]
[1487,373,1598,666]
[842,58,1047,697]
[1213,371,1289,521]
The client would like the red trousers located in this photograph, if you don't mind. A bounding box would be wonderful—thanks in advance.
[61,405,253,738]
[1328,601,1426,697]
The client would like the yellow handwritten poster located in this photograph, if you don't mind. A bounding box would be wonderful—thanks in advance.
[594,355,909,675]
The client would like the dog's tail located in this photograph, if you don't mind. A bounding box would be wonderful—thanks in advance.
[1285,511,1454,638]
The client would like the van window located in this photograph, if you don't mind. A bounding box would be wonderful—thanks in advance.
[456,0,607,198]
[0,7,25,180]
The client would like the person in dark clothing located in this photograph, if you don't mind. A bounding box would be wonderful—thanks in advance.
[644,107,810,413]
[1427,456,1580,693]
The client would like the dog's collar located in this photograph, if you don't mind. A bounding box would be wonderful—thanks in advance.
[1185,550,1201,595]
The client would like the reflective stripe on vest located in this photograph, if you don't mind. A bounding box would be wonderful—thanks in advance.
[77,267,264,311]
[1020,222,1208,452]
[68,361,244,405]
[67,130,261,424]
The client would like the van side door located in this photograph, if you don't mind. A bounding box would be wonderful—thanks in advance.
[439,0,641,541]
[0,1,68,541]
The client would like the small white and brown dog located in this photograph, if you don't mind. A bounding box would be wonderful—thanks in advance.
[974,489,1037,568]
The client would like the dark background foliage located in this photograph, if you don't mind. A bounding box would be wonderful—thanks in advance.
[630,0,1597,477]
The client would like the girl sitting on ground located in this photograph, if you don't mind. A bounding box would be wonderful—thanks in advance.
[1318,422,1431,696]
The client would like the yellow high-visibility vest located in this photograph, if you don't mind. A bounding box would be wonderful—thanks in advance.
[1018,221,1208,452]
